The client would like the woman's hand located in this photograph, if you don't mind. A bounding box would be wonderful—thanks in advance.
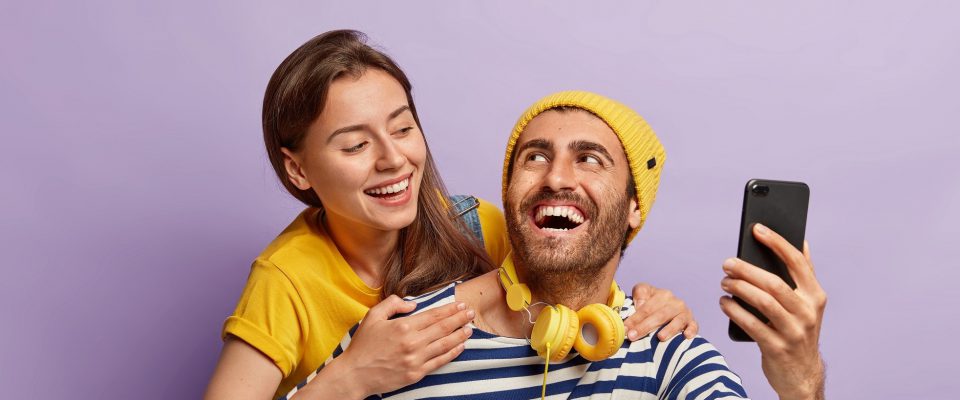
[293,295,474,399]
[623,283,699,341]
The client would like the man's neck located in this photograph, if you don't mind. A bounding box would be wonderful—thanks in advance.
[456,255,622,340]
[521,255,621,311]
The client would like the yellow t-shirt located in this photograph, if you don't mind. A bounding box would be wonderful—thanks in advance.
[222,197,510,398]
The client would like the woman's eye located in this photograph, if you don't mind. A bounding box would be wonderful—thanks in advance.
[395,126,415,136]
[343,142,368,153]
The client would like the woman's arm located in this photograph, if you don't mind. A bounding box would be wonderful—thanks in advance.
[204,337,283,400]
[207,296,473,400]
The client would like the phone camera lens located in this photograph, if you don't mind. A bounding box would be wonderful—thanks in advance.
[751,184,770,196]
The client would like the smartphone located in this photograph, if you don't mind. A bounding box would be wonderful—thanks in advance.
[729,179,810,342]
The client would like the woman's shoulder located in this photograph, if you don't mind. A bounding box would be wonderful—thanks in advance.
[255,208,343,274]
[474,196,503,215]
[448,195,504,224]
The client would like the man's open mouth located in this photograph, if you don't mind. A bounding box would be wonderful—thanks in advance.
[533,205,585,232]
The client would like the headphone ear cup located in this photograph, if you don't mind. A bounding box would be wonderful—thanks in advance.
[505,283,532,312]
[573,304,626,361]
[530,305,579,362]
[607,283,626,310]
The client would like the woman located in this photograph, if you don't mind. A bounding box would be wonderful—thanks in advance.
[204,30,697,400]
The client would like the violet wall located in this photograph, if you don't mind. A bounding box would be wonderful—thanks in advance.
[2,1,958,398]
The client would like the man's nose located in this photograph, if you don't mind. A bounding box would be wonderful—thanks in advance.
[542,159,576,192]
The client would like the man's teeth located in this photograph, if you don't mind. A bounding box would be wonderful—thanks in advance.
[535,205,585,225]
[365,178,409,195]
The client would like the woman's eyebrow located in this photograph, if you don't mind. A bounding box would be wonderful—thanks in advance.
[387,105,410,120]
[327,124,366,143]
[326,105,411,144]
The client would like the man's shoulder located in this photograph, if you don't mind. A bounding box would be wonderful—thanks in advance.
[616,326,748,399]
[395,282,459,318]
[622,328,723,360]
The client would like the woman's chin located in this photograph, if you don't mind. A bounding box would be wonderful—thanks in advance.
[369,209,418,232]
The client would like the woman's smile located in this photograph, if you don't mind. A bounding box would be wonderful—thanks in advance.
[363,174,414,206]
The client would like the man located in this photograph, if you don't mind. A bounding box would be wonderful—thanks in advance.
[286,91,826,399]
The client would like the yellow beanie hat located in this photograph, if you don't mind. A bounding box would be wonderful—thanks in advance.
[502,91,666,244]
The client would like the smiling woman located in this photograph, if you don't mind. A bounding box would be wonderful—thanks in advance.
[261,32,493,300]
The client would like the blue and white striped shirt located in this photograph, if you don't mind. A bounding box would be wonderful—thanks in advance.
[283,283,748,399]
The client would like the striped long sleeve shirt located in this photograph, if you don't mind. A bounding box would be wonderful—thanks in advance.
[283,283,748,399]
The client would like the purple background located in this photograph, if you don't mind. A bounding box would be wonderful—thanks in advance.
[2,1,958,398]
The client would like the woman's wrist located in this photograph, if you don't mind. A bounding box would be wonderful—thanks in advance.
[294,357,367,400]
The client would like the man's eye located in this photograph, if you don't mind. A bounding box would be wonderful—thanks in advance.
[528,153,548,162]
[580,155,601,165]
[343,142,368,153]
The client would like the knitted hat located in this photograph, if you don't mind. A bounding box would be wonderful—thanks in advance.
[502,91,666,244]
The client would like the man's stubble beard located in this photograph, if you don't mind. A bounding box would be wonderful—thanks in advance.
[505,189,630,305]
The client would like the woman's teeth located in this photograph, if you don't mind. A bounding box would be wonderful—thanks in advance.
[365,178,410,196]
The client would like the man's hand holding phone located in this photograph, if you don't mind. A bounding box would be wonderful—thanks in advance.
[720,224,828,400]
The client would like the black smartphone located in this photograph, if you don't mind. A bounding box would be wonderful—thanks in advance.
[729,179,810,342]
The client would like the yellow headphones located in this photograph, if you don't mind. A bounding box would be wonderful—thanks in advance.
[498,255,626,362]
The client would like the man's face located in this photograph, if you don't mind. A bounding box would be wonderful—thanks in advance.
[504,109,642,281]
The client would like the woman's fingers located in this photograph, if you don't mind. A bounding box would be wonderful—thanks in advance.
[422,342,467,377]
[624,282,654,339]
[624,291,671,339]
[423,325,472,362]
[656,313,689,341]
[623,287,699,342]
[413,304,474,343]
[630,283,654,307]
[683,319,699,339]
[365,295,417,323]
[407,301,467,331]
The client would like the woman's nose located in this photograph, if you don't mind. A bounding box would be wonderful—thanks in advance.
[375,137,406,171]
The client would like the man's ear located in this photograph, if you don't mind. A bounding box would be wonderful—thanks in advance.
[627,197,642,229]
[281,148,312,191]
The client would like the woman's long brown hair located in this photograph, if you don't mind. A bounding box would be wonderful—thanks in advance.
[262,30,494,298]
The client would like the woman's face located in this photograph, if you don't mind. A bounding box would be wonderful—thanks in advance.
[284,68,427,234]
